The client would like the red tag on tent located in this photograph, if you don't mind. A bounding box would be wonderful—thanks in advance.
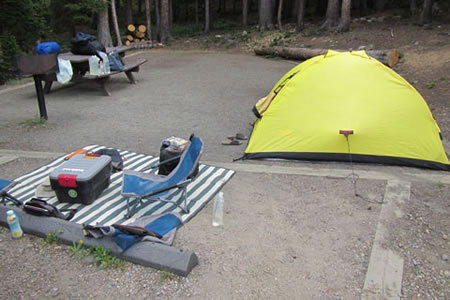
[339,130,354,135]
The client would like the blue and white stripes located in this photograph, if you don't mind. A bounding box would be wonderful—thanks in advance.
[8,145,235,226]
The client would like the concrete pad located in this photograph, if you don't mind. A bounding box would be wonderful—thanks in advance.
[0,156,18,166]
[207,161,450,184]
[362,180,410,299]
[0,149,63,160]
[0,205,198,276]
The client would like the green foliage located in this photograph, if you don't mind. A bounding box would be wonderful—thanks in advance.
[426,81,436,89]
[18,115,47,126]
[0,35,23,84]
[68,241,126,269]
[49,0,107,34]
[0,0,50,50]
[0,0,50,84]
[270,35,283,46]
[160,270,175,281]
[43,229,63,245]
[91,245,126,269]
[68,240,84,256]
[172,24,203,38]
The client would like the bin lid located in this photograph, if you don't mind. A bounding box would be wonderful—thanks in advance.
[49,154,111,182]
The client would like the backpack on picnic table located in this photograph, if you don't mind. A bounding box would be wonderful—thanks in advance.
[71,32,106,57]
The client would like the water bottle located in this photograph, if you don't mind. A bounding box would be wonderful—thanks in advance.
[212,192,224,227]
[88,56,101,75]
[6,210,23,238]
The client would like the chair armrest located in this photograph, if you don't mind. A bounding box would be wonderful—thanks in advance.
[142,154,183,171]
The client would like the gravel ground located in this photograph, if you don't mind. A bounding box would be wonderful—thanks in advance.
[389,181,450,299]
[0,167,386,299]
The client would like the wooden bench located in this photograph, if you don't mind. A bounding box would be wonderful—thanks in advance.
[82,58,147,96]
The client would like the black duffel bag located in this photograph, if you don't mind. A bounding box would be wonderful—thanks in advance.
[71,32,106,56]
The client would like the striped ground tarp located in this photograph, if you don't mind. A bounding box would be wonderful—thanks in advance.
[8,145,235,226]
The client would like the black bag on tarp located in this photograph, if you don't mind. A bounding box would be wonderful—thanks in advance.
[91,148,123,172]
[24,198,77,220]
[71,32,106,56]
[159,136,199,178]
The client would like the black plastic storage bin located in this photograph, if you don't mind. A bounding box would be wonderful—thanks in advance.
[49,154,112,205]
[159,137,199,178]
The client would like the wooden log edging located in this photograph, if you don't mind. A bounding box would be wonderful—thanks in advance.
[254,46,400,68]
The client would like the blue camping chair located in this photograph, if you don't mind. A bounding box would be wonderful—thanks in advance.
[121,135,203,218]
[0,179,23,207]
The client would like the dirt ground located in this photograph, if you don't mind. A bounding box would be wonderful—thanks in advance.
[0,14,449,299]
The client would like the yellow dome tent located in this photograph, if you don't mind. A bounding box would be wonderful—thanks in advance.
[244,50,450,171]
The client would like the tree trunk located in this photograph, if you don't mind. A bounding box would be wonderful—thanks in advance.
[243,0,249,26]
[126,0,134,25]
[410,0,418,15]
[145,0,152,40]
[296,0,305,32]
[159,0,173,42]
[97,1,113,47]
[259,0,274,31]
[155,0,161,39]
[205,0,210,32]
[110,0,122,46]
[169,0,173,32]
[374,0,384,13]
[321,0,339,30]
[277,0,284,31]
[420,0,433,25]
[254,46,400,68]
[195,0,199,25]
[360,0,368,17]
[337,0,352,32]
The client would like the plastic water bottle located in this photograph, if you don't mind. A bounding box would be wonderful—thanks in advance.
[6,210,23,238]
[88,56,101,75]
[212,192,224,226]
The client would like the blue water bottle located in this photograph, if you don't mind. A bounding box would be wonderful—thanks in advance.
[6,210,23,238]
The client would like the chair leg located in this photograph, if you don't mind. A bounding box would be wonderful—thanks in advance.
[179,184,190,214]
[151,184,190,214]
[0,193,22,207]
[125,197,141,219]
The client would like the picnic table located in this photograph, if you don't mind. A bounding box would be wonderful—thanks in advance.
[44,46,147,96]
[14,46,147,119]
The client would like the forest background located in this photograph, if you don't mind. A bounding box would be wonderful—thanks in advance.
[0,0,448,85]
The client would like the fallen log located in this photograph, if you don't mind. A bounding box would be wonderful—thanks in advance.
[254,46,400,68]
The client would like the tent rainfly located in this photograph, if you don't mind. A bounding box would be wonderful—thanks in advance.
[244,50,450,171]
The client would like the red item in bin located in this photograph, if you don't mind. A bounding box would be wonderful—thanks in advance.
[58,174,77,187]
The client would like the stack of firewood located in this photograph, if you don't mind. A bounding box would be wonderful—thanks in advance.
[125,24,152,49]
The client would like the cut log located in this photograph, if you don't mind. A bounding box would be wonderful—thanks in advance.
[136,31,145,38]
[125,40,131,46]
[138,25,147,32]
[128,24,136,32]
[254,46,400,68]
[127,35,134,41]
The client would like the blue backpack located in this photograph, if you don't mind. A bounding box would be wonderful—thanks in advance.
[36,42,61,55]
